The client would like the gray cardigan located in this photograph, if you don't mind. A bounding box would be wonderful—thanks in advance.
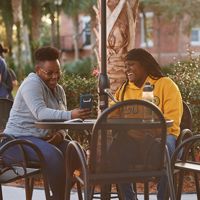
[4,73,71,138]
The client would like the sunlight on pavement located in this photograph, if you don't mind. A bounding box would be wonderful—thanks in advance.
[2,186,197,200]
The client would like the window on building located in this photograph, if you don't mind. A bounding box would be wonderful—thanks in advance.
[140,12,154,47]
[191,28,200,46]
[81,16,91,49]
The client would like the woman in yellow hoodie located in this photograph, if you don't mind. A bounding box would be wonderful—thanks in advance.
[115,48,183,200]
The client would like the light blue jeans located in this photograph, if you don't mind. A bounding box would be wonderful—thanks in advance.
[157,134,176,200]
[121,135,176,200]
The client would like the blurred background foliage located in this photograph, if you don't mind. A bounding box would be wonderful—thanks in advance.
[60,68,98,146]
[62,56,96,77]
[163,51,200,132]
[60,74,98,115]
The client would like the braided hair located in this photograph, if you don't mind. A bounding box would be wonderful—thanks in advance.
[125,48,164,79]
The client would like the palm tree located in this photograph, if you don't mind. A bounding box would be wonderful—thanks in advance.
[11,0,24,80]
[96,0,139,93]
[22,0,43,62]
[42,1,57,48]
[11,0,40,79]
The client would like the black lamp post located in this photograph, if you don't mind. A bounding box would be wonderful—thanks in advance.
[54,0,63,49]
[98,0,110,112]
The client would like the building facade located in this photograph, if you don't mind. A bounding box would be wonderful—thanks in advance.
[60,11,200,66]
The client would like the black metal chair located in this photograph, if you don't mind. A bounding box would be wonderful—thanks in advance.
[0,98,13,133]
[134,101,193,200]
[171,134,200,200]
[0,138,51,200]
[176,101,193,146]
[0,99,51,200]
[65,99,176,200]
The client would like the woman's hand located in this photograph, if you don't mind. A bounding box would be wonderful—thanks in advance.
[71,108,91,120]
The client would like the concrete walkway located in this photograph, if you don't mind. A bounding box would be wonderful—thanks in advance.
[2,186,197,200]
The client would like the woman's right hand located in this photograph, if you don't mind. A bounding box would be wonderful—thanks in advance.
[71,108,91,120]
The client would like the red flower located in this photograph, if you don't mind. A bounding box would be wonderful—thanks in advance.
[92,68,99,77]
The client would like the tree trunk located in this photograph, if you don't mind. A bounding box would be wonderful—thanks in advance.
[30,0,42,62]
[11,0,23,81]
[97,0,139,94]
[50,13,57,47]
[5,23,13,58]
[1,1,14,58]
[72,16,80,61]
[156,14,161,63]
[90,16,98,62]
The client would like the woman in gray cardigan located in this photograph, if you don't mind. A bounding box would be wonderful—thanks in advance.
[4,46,91,200]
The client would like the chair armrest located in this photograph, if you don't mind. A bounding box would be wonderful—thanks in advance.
[171,135,200,169]
[65,141,88,183]
[176,129,193,147]
[181,129,193,141]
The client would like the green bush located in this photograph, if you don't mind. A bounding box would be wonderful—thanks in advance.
[60,73,98,147]
[62,57,96,77]
[60,74,98,116]
[166,57,200,132]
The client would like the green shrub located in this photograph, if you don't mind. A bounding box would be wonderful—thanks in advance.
[60,73,98,147]
[62,57,96,77]
[166,57,200,132]
[24,63,34,76]
[60,73,98,116]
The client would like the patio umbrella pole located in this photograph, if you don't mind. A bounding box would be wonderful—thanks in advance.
[98,0,110,112]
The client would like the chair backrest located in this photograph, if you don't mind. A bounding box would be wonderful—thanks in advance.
[176,101,193,146]
[0,138,51,200]
[180,101,192,131]
[0,98,13,132]
[89,99,167,174]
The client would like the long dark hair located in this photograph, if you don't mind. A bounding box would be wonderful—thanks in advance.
[125,48,164,79]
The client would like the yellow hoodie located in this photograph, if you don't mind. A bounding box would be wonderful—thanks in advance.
[113,76,183,138]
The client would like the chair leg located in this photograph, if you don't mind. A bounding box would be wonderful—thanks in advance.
[144,182,149,200]
[89,186,95,200]
[84,184,92,200]
[165,147,176,200]
[166,172,176,200]
[77,181,83,200]
[191,149,200,200]
[116,184,125,200]
[193,172,200,200]
[29,177,35,198]
[65,176,74,200]
[164,172,179,200]
[176,171,184,200]
[25,177,34,200]
[101,184,111,200]
[132,182,137,196]
[0,185,3,200]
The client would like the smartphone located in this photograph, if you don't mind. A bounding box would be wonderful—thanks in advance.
[80,94,93,110]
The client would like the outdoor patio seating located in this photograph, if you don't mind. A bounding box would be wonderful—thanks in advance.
[134,101,194,200]
[0,98,51,200]
[0,137,51,200]
[171,134,200,200]
[65,99,176,200]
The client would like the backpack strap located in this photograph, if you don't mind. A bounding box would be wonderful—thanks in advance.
[118,80,128,101]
